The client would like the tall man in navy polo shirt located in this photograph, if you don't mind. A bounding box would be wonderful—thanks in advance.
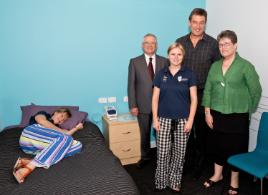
[176,8,221,178]
[128,33,167,168]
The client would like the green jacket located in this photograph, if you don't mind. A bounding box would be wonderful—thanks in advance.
[202,53,262,114]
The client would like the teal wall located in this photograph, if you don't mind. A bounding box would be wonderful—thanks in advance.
[0,0,205,130]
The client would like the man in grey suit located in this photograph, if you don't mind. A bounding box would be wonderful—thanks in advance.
[128,33,167,168]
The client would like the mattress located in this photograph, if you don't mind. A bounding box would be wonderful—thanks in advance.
[0,121,139,195]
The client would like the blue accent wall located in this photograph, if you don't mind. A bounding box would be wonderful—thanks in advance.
[0,0,205,130]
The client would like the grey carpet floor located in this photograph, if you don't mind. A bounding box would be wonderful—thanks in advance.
[124,149,267,195]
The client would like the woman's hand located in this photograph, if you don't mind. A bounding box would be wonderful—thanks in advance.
[205,114,213,129]
[152,87,160,132]
[153,118,160,132]
[66,123,84,135]
[75,123,83,130]
[184,119,193,134]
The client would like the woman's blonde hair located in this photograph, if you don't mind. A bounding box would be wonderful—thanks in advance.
[167,42,185,56]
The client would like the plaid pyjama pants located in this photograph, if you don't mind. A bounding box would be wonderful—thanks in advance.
[155,117,189,189]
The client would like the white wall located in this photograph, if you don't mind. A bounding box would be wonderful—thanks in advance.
[206,0,268,151]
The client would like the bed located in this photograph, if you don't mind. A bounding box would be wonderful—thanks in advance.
[0,121,139,195]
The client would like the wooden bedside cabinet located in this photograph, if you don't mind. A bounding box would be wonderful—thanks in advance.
[102,114,141,165]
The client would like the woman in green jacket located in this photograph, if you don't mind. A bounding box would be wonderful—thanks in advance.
[202,30,262,195]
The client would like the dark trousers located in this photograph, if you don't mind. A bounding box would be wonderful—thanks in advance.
[184,89,209,172]
[137,113,152,159]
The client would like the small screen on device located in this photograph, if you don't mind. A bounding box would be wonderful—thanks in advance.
[107,110,116,115]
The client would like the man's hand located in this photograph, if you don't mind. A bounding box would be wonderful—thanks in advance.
[131,107,139,116]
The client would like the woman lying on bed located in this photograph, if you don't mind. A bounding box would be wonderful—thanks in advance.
[13,108,84,184]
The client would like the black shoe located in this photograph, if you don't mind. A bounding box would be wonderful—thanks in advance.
[153,188,166,192]
[136,158,150,168]
[228,186,239,195]
[203,178,223,188]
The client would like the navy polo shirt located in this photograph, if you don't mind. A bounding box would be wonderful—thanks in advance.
[153,65,197,119]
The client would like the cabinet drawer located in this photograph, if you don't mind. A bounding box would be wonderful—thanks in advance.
[110,140,140,159]
[109,124,140,143]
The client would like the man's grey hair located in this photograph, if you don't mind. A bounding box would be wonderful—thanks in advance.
[143,33,158,43]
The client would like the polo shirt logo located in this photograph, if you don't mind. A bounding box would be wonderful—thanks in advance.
[178,76,188,82]
[162,75,168,82]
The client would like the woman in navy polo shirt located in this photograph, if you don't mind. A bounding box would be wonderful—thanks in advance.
[152,42,197,192]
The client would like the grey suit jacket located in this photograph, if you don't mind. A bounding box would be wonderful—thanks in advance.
[128,54,167,114]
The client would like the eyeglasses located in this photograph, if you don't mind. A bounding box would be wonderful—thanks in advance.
[219,42,233,48]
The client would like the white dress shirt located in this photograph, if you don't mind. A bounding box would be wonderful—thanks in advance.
[144,54,156,73]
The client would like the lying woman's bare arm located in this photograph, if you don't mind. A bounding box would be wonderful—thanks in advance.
[35,114,83,135]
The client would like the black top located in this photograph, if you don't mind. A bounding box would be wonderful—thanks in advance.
[29,111,52,125]
[176,33,221,89]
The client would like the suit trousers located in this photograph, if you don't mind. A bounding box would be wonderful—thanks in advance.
[184,89,209,171]
[137,113,152,159]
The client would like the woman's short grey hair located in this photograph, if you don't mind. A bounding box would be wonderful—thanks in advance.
[217,30,238,44]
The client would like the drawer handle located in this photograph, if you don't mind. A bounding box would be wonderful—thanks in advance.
[122,148,131,152]
[122,131,131,135]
